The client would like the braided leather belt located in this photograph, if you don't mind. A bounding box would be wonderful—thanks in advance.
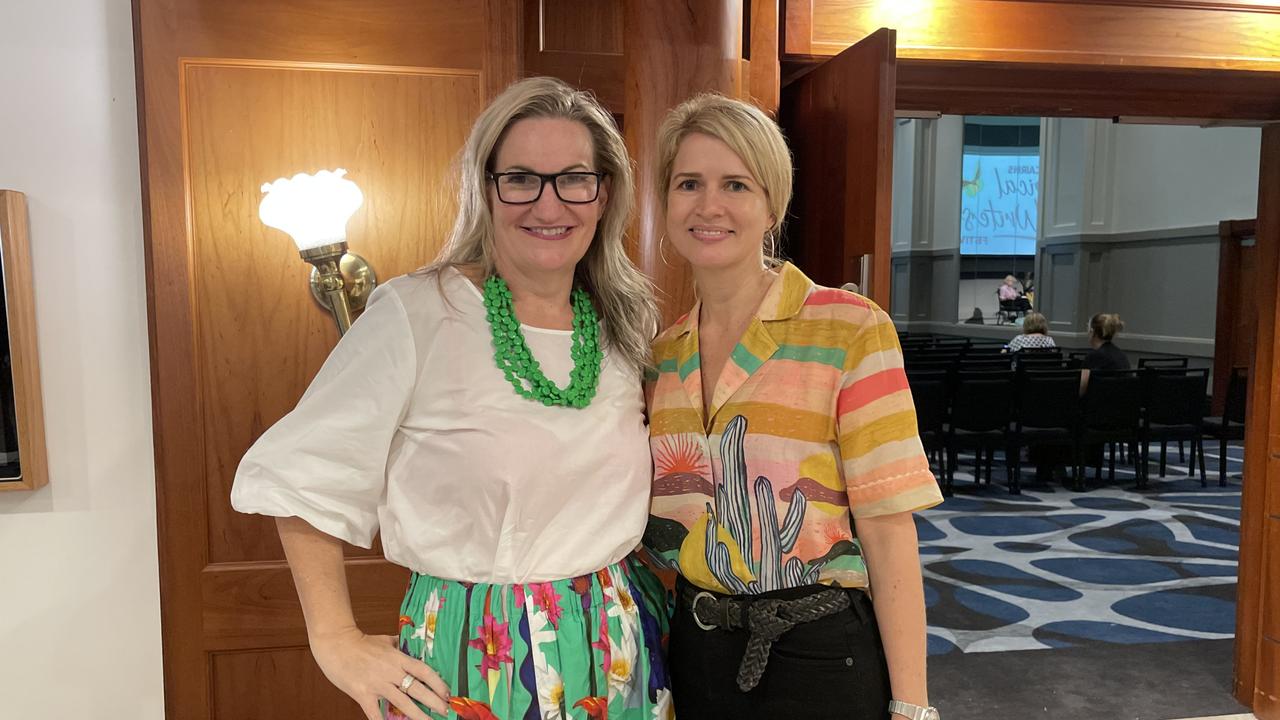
[679,583,853,691]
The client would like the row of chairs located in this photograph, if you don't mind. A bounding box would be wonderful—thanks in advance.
[908,365,1247,494]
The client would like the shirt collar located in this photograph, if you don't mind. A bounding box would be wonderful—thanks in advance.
[672,261,814,337]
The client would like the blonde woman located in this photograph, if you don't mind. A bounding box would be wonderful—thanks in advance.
[1080,312,1130,393]
[644,94,941,719]
[1005,311,1056,353]
[232,77,670,720]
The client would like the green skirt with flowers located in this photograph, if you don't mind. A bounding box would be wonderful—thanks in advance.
[387,556,672,720]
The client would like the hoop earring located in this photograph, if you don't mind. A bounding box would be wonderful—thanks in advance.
[764,230,777,260]
[658,233,673,268]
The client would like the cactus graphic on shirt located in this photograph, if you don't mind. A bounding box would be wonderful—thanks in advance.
[701,415,821,593]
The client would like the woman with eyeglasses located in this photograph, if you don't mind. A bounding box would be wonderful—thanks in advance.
[232,77,671,720]
[644,94,942,719]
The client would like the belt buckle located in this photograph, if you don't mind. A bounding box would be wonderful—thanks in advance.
[691,591,719,631]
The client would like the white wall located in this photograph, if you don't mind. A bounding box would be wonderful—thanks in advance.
[1110,124,1261,233]
[1044,119,1261,236]
[0,2,164,718]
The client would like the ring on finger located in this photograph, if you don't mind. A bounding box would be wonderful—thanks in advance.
[399,673,415,693]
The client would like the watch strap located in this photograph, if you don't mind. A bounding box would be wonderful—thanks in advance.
[889,700,938,720]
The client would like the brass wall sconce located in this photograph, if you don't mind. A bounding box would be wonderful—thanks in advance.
[258,169,376,335]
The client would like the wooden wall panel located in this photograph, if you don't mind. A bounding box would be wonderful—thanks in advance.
[184,62,479,564]
[524,0,625,110]
[135,3,504,718]
[787,0,1280,71]
[177,0,485,68]
[212,647,364,718]
[201,559,409,651]
[623,0,744,325]
[749,0,782,113]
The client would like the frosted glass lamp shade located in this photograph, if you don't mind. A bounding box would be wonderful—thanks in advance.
[259,169,364,251]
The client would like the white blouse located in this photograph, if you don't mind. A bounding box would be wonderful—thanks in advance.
[231,267,653,584]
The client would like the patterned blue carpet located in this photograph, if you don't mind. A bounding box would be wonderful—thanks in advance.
[918,442,1243,656]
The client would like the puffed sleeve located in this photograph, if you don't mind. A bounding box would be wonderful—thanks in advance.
[230,282,417,547]
[834,300,944,518]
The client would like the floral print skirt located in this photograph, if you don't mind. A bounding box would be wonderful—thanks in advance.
[388,556,673,720]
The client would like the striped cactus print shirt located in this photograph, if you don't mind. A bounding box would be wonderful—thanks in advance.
[644,262,943,594]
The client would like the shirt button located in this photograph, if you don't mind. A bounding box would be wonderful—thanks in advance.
[845,657,854,666]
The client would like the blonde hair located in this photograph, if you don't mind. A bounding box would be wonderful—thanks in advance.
[654,93,793,261]
[1022,312,1048,335]
[1090,313,1125,342]
[428,77,657,372]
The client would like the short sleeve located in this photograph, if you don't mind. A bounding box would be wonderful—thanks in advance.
[1083,349,1106,371]
[230,283,418,547]
[834,302,943,518]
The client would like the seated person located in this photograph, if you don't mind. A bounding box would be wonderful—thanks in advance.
[1005,311,1056,353]
[999,274,1032,312]
[1080,312,1130,394]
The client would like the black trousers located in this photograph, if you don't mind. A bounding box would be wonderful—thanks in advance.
[669,580,892,719]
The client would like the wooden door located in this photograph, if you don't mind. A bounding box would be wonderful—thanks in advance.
[779,28,897,307]
[133,2,518,718]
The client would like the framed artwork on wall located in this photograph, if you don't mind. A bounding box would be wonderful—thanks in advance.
[0,190,48,491]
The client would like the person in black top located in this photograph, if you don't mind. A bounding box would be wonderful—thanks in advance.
[1080,313,1129,394]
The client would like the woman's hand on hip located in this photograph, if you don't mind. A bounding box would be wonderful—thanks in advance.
[309,626,450,720]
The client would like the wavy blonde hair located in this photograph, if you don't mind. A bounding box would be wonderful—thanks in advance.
[428,77,657,372]
[654,93,793,262]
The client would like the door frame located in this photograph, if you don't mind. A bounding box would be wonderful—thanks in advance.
[781,51,1279,717]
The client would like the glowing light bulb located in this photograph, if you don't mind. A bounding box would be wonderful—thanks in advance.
[258,168,364,251]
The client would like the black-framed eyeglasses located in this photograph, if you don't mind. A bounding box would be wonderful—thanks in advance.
[486,171,606,205]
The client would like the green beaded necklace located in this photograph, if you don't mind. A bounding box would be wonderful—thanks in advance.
[482,275,602,408]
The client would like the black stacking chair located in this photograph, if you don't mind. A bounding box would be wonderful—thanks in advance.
[1201,366,1248,487]
[1079,370,1144,489]
[907,369,950,484]
[964,347,1006,360]
[1138,357,1190,370]
[1137,357,1196,464]
[960,358,1013,373]
[1015,355,1069,373]
[1140,368,1210,486]
[944,370,1015,494]
[1011,369,1082,494]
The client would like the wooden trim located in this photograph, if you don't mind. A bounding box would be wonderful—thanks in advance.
[988,0,1280,14]
[1212,219,1256,414]
[749,0,781,113]
[0,191,48,493]
[135,0,214,715]
[1236,124,1280,720]
[784,0,1280,71]
[893,60,1280,121]
[484,0,522,99]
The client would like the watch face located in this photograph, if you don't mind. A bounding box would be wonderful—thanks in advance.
[924,709,940,720]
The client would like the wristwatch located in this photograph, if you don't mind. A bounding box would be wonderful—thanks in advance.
[888,700,940,720]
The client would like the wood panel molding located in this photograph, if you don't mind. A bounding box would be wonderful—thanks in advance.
[201,558,409,651]
[524,0,625,110]
[0,191,48,493]
[785,0,1280,71]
